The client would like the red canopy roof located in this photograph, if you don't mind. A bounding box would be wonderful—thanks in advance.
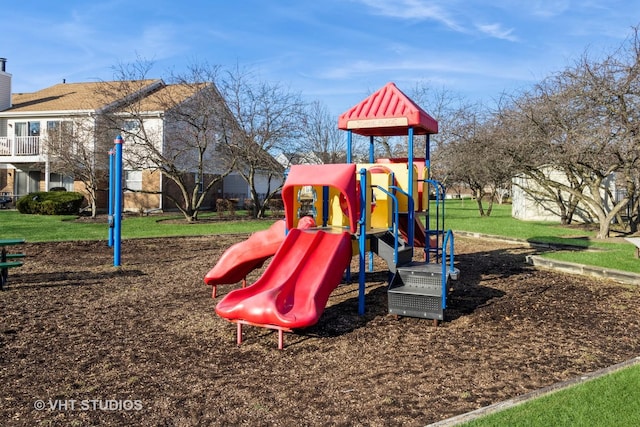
[338,82,438,136]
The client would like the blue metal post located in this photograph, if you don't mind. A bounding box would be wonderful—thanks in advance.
[108,148,115,247]
[346,130,353,164]
[113,135,124,267]
[425,134,431,178]
[407,127,415,248]
[358,168,367,315]
[425,133,430,256]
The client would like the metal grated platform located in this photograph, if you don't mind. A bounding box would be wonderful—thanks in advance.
[388,262,447,320]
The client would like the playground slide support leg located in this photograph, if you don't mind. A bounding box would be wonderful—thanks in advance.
[237,323,242,346]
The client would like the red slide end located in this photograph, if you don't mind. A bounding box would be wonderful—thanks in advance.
[215,229,352,330]
[204,217,316,297]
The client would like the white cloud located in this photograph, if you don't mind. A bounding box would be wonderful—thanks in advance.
[354,0,465,32]
[316,55,537,84]
[476,23,518,41]
[354,0,521,41]
[527,0,571,18]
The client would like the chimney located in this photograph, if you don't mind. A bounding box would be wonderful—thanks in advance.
[0,58,12,111]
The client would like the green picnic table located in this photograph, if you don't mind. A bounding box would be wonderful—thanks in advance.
[0,238,25,290]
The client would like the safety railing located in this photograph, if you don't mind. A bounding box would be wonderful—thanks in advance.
[425,179,446,262]
[0,136,41,156]
[0,137,9,155]
[373,185,400,264]
[388,184,415,248]
[440,229,456,310]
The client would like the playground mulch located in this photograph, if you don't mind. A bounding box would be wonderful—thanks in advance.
[1,233,640,426]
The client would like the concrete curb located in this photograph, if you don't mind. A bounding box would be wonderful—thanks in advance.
[526,255,640,285]
[454,230,640,286]
[427,356,640,426]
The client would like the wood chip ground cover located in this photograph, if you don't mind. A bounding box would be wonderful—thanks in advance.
[1,235,639,426]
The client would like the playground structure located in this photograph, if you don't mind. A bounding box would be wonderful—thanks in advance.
[205,82,459,348]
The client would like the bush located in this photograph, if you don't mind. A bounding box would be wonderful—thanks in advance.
[268,198,284,217]
[17,191,85,215]
[215,198,237,219]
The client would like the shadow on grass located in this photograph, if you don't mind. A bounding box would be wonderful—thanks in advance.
[526,235,592,251]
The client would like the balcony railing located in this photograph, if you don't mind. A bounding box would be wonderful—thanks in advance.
[0,136,41,156]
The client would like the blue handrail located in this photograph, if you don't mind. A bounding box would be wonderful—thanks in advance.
[424,179,446,262]
[440,229,455,310]
[390,185,414,247]
[358,169,368,315]
[372,185,400,264]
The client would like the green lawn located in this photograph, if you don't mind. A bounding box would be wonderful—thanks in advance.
[2,202,639,272]
[434,200,640,273]
[0,211,272,242]
[462,363,640,427]
[436,200,640,426]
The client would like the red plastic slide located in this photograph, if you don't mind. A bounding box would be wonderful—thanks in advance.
[215,228,352,330]
[204,217,315,297]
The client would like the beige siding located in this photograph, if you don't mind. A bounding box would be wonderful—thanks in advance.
[123,170,161,212]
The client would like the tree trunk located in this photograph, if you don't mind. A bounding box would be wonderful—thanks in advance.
[596,219,610,239]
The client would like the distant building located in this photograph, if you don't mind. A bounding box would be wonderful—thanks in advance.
[512,166,617,222]
[0,58,279,212]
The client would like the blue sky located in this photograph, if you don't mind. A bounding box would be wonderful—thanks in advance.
[3,0,640,115]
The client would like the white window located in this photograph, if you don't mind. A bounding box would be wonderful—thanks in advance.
[123,120,140,133]
[49,173,74,191]
[124,170,142,191]
[46,121,74,149]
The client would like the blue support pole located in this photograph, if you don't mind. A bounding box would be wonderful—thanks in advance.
[358,168,367,315]
[108,148,115,247]
[425,134,431,178]
[346,130,353,164]
[407,127,415,248]
[113,135,124,267]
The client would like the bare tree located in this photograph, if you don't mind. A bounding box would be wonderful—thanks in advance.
[404,81,478,199]
[44,117,110,217]
[99,59,236,222]
[500,84,588,225]
[293,100,346,164]
[439,102,515,216]
[279,99,353,167]
[506,26,640,238]
[217,65,306,218]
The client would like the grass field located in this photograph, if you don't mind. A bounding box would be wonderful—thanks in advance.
[462,363,640,426]
[434,200,640,273]
[2,202,639,272]
[0,211,271,242]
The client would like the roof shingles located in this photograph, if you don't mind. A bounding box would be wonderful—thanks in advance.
[7,80,160,113]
